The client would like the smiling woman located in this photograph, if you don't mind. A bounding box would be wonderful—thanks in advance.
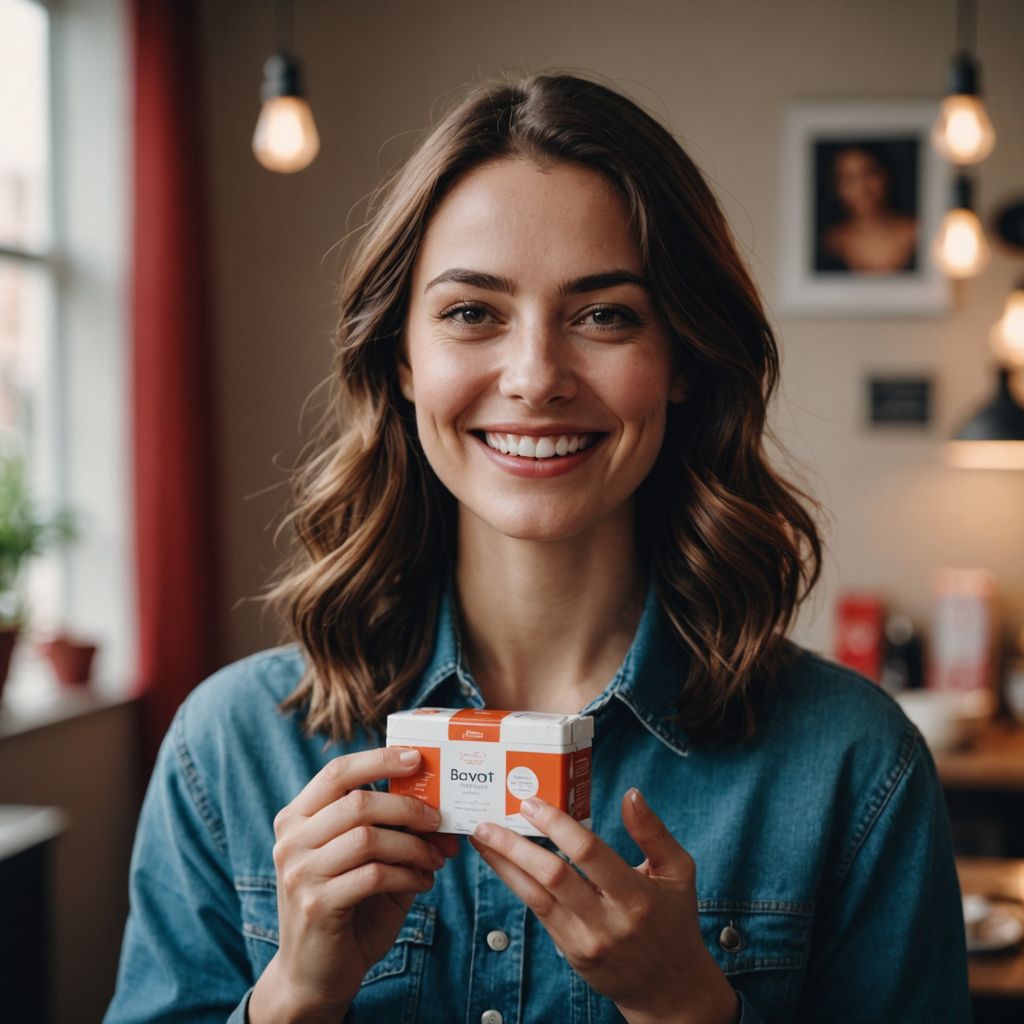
[105,71,970,1024]
[398,158,684,542]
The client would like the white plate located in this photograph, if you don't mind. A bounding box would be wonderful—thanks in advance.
[964,901,1024,953]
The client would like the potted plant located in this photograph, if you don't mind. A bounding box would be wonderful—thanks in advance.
[0,453,77,698]
[36,631,98,686]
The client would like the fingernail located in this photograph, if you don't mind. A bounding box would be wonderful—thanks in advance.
[423,804,441,825]
[520,798,539,817]
[474,823,493,842]
[630,788,647,815]
[399,749,421,765]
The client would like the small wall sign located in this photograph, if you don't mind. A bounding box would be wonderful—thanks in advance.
[868,375,932,425]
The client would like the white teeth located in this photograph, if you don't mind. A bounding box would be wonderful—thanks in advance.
[481,431,598,459]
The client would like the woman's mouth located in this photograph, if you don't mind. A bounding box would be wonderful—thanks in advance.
[475,431,601,460]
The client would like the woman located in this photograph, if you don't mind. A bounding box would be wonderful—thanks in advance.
[106,72,969,1023]
[818,144,918,274]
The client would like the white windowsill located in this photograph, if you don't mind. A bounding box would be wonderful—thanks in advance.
[0,644,136,741]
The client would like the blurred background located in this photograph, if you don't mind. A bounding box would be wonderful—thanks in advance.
[1,0,1024,1020]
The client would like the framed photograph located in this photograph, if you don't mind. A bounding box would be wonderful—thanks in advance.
[777,100,951,316]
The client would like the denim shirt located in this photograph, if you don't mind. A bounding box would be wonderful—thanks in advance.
[105,577,970,1023]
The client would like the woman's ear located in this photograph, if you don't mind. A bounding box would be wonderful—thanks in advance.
[668,372,688,404]
[397,348,415,403]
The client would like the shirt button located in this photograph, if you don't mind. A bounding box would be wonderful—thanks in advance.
[481,1012,503,1024]
[486,929,509,952]
[718,924,746,954]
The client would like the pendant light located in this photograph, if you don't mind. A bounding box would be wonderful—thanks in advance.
[252,0,320,174]
[933,174,990,278]
[946,367,1024,469]
[931,0,996,165]
[946,283,1024,470]
[990,280,1024,370]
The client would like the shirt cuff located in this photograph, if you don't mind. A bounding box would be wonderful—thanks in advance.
[233,985,255,1024]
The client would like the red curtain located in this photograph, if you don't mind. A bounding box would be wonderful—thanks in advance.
[131,0,222,768]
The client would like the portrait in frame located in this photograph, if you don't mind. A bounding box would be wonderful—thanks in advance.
[777,100,951,316]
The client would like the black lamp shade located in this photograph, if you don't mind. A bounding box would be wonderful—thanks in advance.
[953,367,1024,442]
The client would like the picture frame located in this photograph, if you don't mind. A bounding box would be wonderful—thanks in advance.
[777,99,951,316]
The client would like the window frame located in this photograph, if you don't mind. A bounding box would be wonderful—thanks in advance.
[1,0,135,704]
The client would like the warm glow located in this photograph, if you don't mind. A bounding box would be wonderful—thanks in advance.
[933,208,990,278]
[990,290,1024,368]
[931,95,996,165]
[945,440,1024,470]
[252,96,320,173]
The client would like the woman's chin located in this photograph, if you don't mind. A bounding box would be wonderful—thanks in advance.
[462,505,603,544]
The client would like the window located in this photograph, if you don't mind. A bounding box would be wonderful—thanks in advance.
[0,0,63,640]
[0,0,133,704]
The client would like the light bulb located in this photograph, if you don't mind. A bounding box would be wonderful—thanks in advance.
[990,288,1024,368]
[252,95,320,173]
[933,208,990,278]
[252,52,320,174]
[931,95,996,165]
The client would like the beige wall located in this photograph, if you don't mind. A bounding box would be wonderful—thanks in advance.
[197,0,1024,669]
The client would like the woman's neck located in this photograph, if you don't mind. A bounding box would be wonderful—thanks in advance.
[453,504,646,713]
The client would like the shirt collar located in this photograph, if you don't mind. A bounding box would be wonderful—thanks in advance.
[407,570,690,757]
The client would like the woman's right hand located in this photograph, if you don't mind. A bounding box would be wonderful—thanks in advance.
[248,746,456,1023]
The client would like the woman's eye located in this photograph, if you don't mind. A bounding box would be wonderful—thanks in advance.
[435,303,640,331]
[437,304,494,328]
[582,306,638,329]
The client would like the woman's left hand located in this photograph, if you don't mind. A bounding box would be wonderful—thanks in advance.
[467,788,739,1024]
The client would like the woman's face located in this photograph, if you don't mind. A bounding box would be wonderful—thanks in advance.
[400,157,686,542]
[832,148,889,216]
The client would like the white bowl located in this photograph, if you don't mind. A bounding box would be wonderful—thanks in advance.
[894,689,994,754]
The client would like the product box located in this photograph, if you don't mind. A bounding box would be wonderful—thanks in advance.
[930,568,999,692]
[835,592,886,683]
[387,707,594,837]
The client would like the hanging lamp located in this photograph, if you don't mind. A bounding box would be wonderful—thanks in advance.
[931,0,996,165]
[946,282,1024,470]
[946,368,1024,469]
[252,0,320,174]
[989,280,1024,371]
[933,174,991,278]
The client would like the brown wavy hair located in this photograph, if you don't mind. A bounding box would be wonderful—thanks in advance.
[264,70,825,745]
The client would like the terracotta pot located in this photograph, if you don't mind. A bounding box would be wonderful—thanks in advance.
[0,626,17,700]
[38,637,97,686]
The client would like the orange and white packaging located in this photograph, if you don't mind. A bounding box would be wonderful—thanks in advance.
[930,568,1000,692]
[387,707,594,837]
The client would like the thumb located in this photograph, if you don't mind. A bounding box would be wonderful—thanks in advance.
[623,787,692,883]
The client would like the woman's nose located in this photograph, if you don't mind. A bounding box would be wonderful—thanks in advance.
[498,320,577,407]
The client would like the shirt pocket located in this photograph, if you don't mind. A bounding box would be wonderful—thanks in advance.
[698,900,813,1023]
[235,875,437,1023]
[349,900,436,1024]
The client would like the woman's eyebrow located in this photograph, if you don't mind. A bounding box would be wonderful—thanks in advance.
[424,267,651,296]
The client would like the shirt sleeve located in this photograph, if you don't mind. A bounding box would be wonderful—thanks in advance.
[104,704,254,1023]
[794,727,971,1021]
